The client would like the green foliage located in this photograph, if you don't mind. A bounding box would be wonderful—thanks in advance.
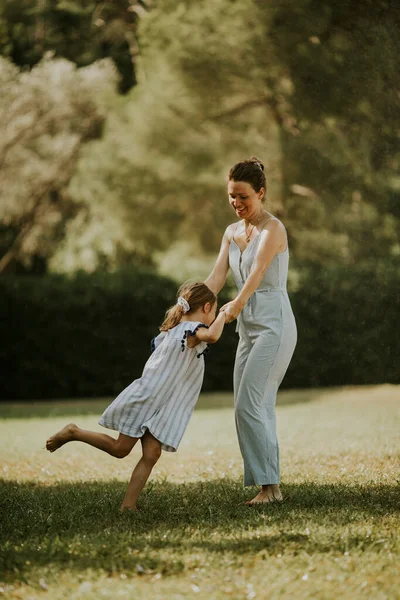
[0,54,117,273]
[270,0,400,263]
[0,0,398,274]
[1,269,175,398]
[0,268,237,399]
[289,260,400,386]
[132,0,400,268]
[51,91,196,273]
[1,263,399,400]
[55,0,284,273]
[0,0,145,92]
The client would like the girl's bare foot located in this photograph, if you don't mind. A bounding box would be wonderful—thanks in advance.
[46,423,77,452]
[246,484,283,505]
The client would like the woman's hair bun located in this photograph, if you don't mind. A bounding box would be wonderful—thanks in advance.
[250,156,264,171]
[228,156,266,193]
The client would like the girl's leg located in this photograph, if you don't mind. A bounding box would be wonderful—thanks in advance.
[121,431,162,511]
[46,423,138,458]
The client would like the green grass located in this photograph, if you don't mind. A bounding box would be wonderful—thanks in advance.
[1,385,399,599]
[0,387,322,419]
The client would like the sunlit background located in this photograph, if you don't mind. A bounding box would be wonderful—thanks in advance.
[1,3,400,599]
[1,0,399,400]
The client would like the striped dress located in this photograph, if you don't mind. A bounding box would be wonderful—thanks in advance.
[99,321,209,452]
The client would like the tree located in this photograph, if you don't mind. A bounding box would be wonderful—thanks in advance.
[266,0,400,264]
[0,54,116,273]
[3,0,398,275]
[133,0,400,267]
[0,0,152,93]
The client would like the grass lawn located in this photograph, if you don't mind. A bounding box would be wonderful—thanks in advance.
[0,385,399,599]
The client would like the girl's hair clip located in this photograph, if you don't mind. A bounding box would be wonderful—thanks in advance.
[177,296,190,313]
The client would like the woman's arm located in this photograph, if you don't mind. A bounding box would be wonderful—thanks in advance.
[221,219,284,323]
[194,311,227,344]
[204,226,233,294]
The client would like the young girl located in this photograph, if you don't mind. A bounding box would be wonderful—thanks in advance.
[46,282,227,511]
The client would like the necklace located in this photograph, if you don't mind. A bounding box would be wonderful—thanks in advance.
[245,223,256,243]
[245,211,265,243]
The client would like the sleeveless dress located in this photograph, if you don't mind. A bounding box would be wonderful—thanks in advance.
[99,321,209,452]
[229,224,297,486]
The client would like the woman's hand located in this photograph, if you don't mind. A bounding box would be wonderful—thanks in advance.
[219,300,243,324]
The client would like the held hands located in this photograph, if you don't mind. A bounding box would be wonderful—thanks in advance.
[219,300,243,324]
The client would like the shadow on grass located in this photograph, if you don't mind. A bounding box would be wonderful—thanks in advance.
[1,477,399,581]
[0,388,332,419]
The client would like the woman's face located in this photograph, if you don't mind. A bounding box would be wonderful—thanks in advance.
[228,180,264,220]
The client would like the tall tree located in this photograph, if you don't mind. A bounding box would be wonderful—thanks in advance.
[3,0,398,274]
[0,55,116,273]
[134,0,400,266]
[0,0,151,92]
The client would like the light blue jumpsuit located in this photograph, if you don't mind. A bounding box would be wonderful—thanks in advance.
[229,227,297,486]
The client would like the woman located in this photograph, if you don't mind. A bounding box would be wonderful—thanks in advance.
[206,157,297,505]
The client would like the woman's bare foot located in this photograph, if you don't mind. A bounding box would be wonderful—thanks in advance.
[246,484,283,505]
[46,423,77,452]
[120,504,138,513]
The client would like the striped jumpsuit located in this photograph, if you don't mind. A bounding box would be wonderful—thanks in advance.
[99,321,208,452]
[230,230,297,486]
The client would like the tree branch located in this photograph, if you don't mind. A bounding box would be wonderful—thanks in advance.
[0,139,83,274]
[209,97,270,121]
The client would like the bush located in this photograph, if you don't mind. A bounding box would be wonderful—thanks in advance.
[287,261,400,387]
[1,262,399,400]
[1,269,237,399]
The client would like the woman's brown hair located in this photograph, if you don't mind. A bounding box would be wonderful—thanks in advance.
[228,156,266,195]
[160,282,217,331]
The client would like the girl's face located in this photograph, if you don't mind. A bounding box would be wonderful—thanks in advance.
[228,180,264,221]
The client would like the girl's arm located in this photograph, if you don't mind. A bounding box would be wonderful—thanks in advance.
[193,311,227,344]
[204,225,233,294]
[220,219,284,323]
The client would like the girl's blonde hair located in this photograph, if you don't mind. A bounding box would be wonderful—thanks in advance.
[160,282,217,331]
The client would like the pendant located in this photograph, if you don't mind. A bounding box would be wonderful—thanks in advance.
[245,222,255,243]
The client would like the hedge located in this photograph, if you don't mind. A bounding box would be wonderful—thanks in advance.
[1,262,399,400]
[288,261,400,387]
[1,270,237,399]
